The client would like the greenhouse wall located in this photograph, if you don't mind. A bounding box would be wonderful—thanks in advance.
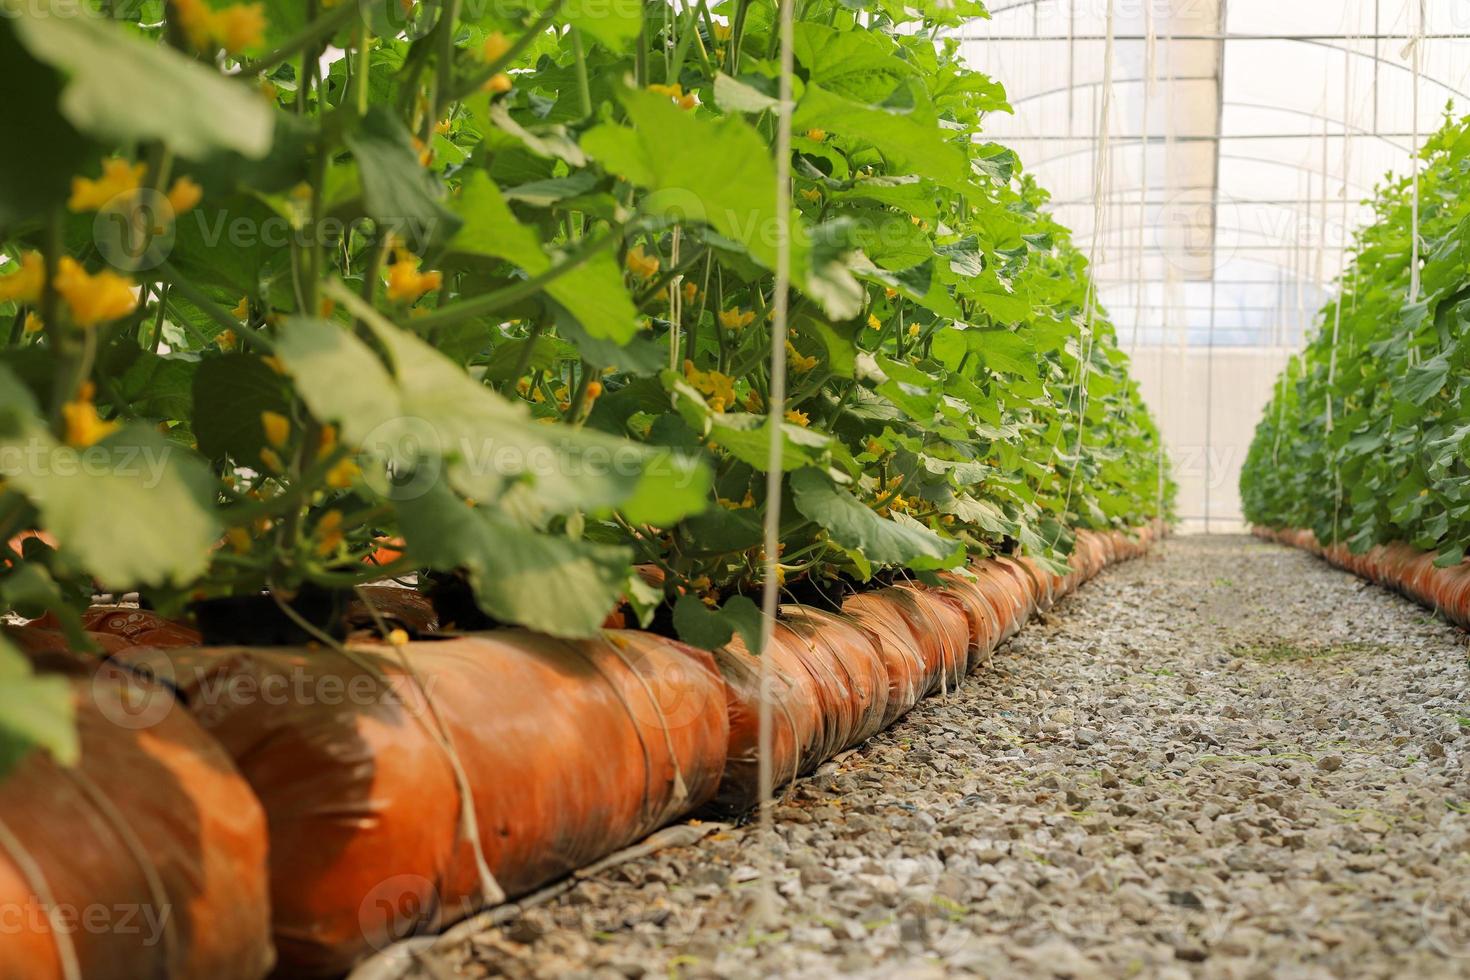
[1132,345,1291,532]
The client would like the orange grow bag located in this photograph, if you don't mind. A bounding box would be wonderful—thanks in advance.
[0,664,273,980]
[112,630,728,977]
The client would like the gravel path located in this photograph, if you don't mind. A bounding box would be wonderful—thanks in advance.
[446,535,1470,979]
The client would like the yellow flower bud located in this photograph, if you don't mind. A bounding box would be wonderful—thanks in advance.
[260,410,290,449]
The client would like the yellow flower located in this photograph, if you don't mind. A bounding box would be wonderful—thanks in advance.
[865,438,883,455]
[216,328,238,351]
[786,341,818,374]
[388,628,410,647]
[481,30,511,62]
[585,380,604,401]
[784,409,809,427]
[325,457,361,489]
[434,118,452,136]
[884,287,898,299]
[225,527,252,554]
[23,312,44,334]
[0,252,44,304]
[682,281,699,305]
[482,73,513,94]
[61,384,119,448]
[213,3,266,55]
[743,389,763,413]
[53,257,137,328]
[682,359,736,408]
[68,158,147,213]
[172,0,214,52]
[385,256,443,303]
[907,323,920,338]
[166,176,203,216]
[625,244,660,280]
[647,82,697,109]
[805,128,826,141]
[260,410,290,449]
[314,510,345,557]
[718,308,755,331]
[799,188,822,203]
[867,313,881,330]
[231,296,250,319]
[711,21,732,40]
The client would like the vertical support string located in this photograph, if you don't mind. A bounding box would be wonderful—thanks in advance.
[1406,0,1424,304]
[1130,0,1156,353]
[754,0,795,929]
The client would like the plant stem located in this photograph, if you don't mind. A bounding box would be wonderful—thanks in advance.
[571,27,592,119]
[237,0,361,76]
[427,0,464,142]
[404,231,623,333]
[505,317,548,390]
[159,263,276,352]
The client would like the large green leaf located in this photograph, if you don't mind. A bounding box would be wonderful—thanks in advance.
[0,16,91,225]
[583,88,788,272]
[7,3,272,159]
[791,84,970,191]
[2,421,221,589]
[448,171,640,342]
[395,482,630,638]
[279,307,709,524]
[672,594,764,653]
[192,354,293,463]
[790,467,963,570]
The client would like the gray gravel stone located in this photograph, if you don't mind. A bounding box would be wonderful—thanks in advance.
[444,536,1470,979]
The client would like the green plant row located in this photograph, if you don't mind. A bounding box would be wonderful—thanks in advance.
[0,0,1171,770]
[1243,111,1470,560]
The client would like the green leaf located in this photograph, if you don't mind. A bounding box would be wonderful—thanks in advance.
[0,17,90,224]
[282,304,710,524]
[448,171,640,342]
[973,289,1031,324]
[8,4,272,159]
[344,105,461,244]
[192,354,292,463]
[1,421,221,589]
[1399,354,1450,406]
[583,88,788,272]
[557,0,642,51]
[713,72,780,114]
[0,638,78,780]
[673,593,766,654]
[448,170,547,269]
[395,481,630,638]
[790,468,963,570]
[791,83,969,191]
[116,353,197,422]
[708,413,832,472]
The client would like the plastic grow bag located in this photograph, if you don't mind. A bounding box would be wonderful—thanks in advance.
[111,630,728,977]
[0,663,273,980]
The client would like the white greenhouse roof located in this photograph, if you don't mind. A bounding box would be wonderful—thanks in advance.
[955,0,1470,350]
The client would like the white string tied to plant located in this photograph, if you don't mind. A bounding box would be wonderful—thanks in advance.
[1054,0,1114,542]
[1129,0,1157,355]
[754,0,796,929]
[1404,0,1425,305]
[1326,15,1358,546]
